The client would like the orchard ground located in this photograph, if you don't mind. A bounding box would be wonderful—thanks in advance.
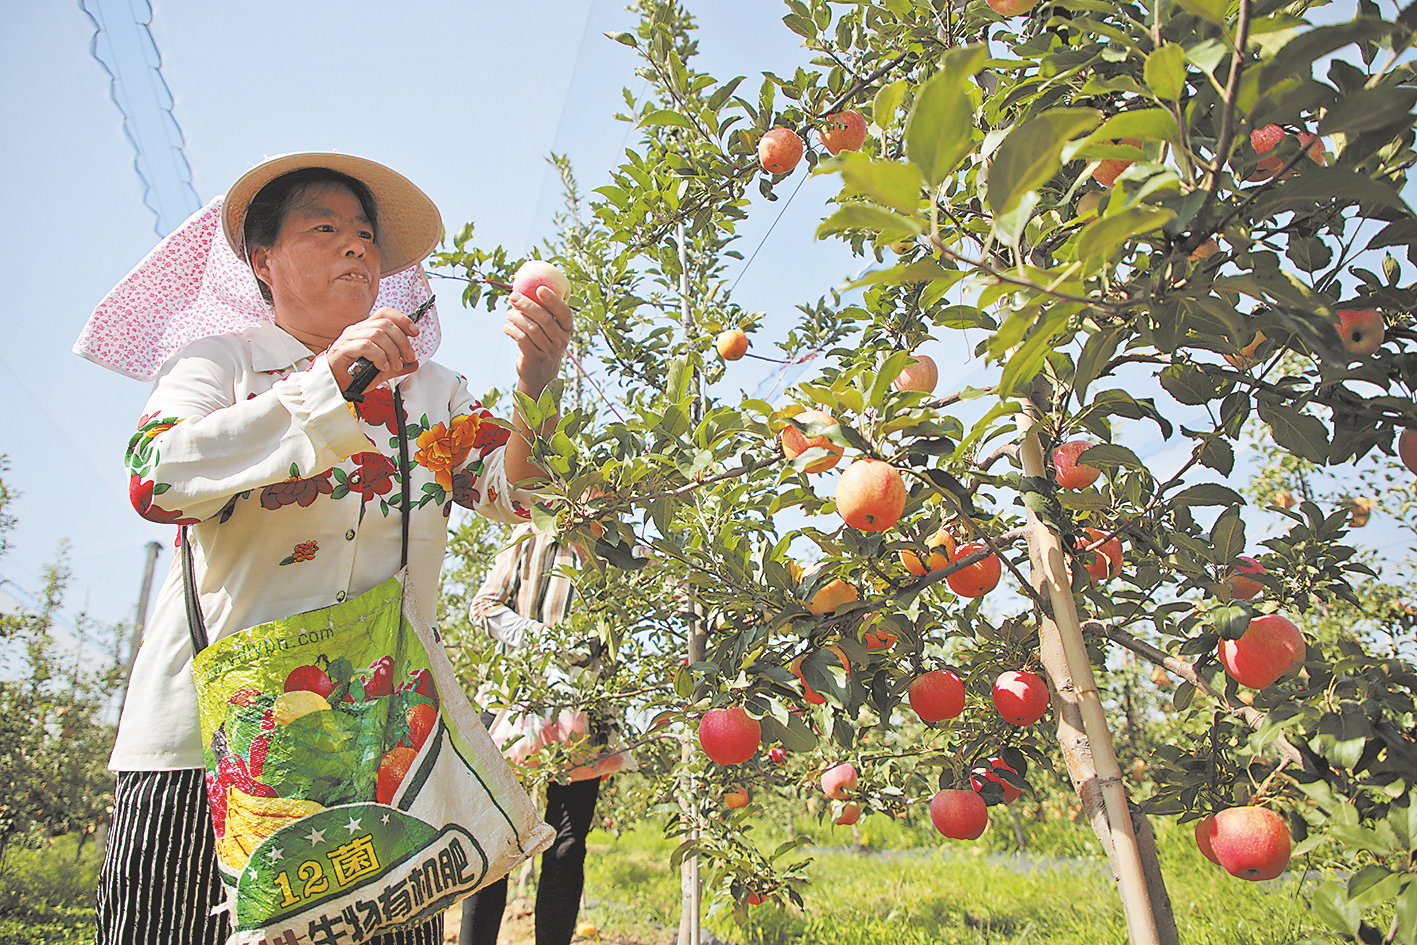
[0,812,1352,945]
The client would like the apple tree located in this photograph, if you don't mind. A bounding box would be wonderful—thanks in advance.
[435,0,1417,941]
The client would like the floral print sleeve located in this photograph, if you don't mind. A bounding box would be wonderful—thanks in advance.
[125,334,370,524]
[402,372,528,523]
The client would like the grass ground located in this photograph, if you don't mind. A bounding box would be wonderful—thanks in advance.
[0,814,1350,945]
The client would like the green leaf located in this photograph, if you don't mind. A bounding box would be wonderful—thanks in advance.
[1396,879,1417,945]
[872,79,908,130]
[605,30,638,47]
[998,309,1071,397]
[1178,0,1228,26]
[817,204,923,240]
[1311,881,1361,937]
[1080,443,1144,471]
[1072,110,1180,154]
[1174,483,1243,507]
[1196,437,1235,476]
[1076,206,1175,263]
[837,154,925,215]
[1349,865,1402,909]
[665,355,691,407]
[1173,681,1196,710]
[1158,364,1222,405]
[1073,327,1125,400]
[987,108,1102,214]
[1210,507,1246,564]
[905,45,988,187]
[638,108,694,129]
[1257,403,1330,464]
[1259,20,1398,102]
[1145,43,1186,101]
[846,258,955,288]
[1319,86,1417,136]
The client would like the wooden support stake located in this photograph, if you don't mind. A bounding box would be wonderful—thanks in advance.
[1018,414,1161,945]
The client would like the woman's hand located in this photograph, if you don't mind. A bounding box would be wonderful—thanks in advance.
[502,286,574,485]
[323,307,421,392]
[504,287,574,398]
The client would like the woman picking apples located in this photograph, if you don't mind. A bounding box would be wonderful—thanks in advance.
[79,153,573,945]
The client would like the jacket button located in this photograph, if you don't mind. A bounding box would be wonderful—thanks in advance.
[335,591,346,602]
[345,528,356,540]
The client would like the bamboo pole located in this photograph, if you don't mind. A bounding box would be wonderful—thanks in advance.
[1017,412,1161,945]
[675,221,704,945]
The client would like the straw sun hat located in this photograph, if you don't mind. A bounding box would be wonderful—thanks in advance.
[221,152,443,277]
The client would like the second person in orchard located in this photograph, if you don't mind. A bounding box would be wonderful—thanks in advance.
[79,152,573,945]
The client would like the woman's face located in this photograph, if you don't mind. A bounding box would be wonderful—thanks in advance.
[250,182,382,346]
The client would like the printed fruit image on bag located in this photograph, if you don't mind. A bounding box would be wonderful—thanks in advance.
[193,573,553,945]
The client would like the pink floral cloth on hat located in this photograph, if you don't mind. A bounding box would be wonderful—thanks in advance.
[74,196,441,381]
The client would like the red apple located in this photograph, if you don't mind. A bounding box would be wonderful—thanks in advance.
[723,789,750,810]
[930,789,989,839]
[1091,139,1142,188]
[1078,527,1122,584]
[766,747,787,764]
[1249,124,1326,180]
[946,542,1002,598]
[892,354,939,394]
[834,800,863,826]
[909,670,966,723]
[970,757,1023,804]
[821,762,859,799]
[1337,309,1384,358]
[1054,439,1101,489]
[986,0,1039,15]
[1194,814,1220,865]
[835,459,907,532]
[1218,614,1305,689]
[820,110,867,155]
[758,128,804,174]
[1227,556,1267,600]
[1205,806,1292,881]
[697,706,761,765]
[716,328,749,360]
[781,409,845,474]
[992,670,1049,725]
[1399,429,1417,475]
[512,260,570,302]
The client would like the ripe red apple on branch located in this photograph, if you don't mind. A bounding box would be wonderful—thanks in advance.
[1336,309,1384,358]
[697,706,761,765]
[833,800,863,826]
[1218,614,1306,689]
[993,670,1049,725]
[820,762,858,799]
[819,110,867,155]
[1091,139,1143,188]
[1226,556,1267,601]
[1054,439,1101,489]
[781,409,845,473]
[1203,806,1292,881]
[715,328,749,361]
[835,459,907,532]
[900,524,956,576]
[723,789,750,810]
[930,789,989,839]
[970,757,1023,804]
[1399,428,1417,476]
[946,542,1002,597]
[892,353,939,394]
[758,127,804,174]
[1247,123,1326,180]
[1077,527,1122,584]
[909,669,965,723]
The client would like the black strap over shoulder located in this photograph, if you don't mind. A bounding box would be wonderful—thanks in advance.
[181,386,413,656]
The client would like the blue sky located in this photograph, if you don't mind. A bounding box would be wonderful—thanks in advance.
[3,0,1406,660]
[0,0,873,637]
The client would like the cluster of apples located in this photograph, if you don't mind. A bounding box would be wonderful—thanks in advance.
[756,109,869,178]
